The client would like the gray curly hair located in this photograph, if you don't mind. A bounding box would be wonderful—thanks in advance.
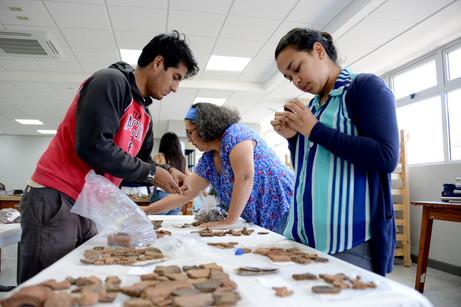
[187,102,240,142]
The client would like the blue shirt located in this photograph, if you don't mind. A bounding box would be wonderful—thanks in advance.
[195,123,294,231]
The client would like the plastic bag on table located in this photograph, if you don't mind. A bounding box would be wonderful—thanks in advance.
[193,191,227,224]
[71,170,157,247]
[0,208,21,223]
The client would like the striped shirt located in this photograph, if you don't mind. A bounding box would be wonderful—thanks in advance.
[284,68,371,254]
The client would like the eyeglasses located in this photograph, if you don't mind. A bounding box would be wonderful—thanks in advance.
[185,127,197,138]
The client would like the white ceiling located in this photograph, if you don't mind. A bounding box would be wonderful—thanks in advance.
[0,0,460,137]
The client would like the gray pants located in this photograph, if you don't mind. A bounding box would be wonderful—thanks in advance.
[332,240,374,273]
[19,185,97,283]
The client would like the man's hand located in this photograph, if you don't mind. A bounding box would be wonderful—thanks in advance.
[153,166,183,195]
[169,167,191,193]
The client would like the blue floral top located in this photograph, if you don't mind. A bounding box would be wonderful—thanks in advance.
[195,123,294,231]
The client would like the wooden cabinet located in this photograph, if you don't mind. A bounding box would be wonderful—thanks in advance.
[0,196,21,210]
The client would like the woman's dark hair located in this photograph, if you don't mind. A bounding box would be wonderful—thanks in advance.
[188,103,240,142]
[158,132,186,173]
[275,28,338,66]
[137,30,199,79]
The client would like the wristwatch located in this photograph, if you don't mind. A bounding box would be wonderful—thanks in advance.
[143,164,156,184]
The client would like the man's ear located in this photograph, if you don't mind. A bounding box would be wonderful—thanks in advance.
[153,55,164,69]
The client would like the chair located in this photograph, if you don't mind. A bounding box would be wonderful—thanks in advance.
[392,130,412,266]
[180,202,193,215]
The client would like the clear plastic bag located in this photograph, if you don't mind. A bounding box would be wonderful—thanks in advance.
[0,208,21,223]
[71,170,157,247]
[193,191,227,224]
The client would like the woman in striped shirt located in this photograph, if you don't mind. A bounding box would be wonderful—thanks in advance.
[270,28,400,276]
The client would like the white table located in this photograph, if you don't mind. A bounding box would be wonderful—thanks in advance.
[5,216,432,306]
[0,223,21,249]
[0,223,21,273]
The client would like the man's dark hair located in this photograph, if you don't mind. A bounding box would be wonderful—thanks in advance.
[138,30,199,79]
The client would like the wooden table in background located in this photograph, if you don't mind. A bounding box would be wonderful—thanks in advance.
[411,200,461,293]
[0,195,21,210]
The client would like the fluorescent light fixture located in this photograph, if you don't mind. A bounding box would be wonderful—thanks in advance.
[206,55,251,72]
[37,130,57,135]
[120,49,141,66]
[193,97,226,106]
[15,119,43,125]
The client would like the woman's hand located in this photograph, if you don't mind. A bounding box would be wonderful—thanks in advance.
[281,99,318,138]
[270,110,297,139]
[198,219,233,229]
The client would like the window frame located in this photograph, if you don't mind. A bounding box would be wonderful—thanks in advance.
[382,37,461,166]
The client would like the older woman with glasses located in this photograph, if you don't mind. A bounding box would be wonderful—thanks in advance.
[141,102,294,234]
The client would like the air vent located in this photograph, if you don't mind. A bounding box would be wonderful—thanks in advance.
[0,30,64,59]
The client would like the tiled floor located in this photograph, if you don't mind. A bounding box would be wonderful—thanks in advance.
[1,244,460,305]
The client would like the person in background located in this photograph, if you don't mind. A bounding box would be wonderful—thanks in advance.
[141,103,294,234]
[18,31,199,282]
[151,132,191,215]
[271,28,399,276]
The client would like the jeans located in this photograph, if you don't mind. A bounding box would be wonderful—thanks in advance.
[150,189,181,215]
[19,185,97,283]
[332,240,374,273]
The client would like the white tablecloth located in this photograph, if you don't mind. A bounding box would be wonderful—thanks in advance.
[10,216,432,306]
[0,223,21,249]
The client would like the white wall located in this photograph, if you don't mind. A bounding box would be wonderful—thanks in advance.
[409,163,461,267]
[2,134,460,268]
[0,135,53,190]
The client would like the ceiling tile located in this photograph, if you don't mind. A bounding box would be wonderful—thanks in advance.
[45,2,110,29]
[220,16,280,41]
[106,0,167,8]
[201,70,240,80]
[36,61,84,73]
[335,40,380,68]
[170,0,232,14]
[286,0,352,25]
[109,6,167,32]
[72,48,119,64]
[0,59,43,71]
[10,82,54,92]
[60,28,116,48]
[213,38,264,58]
[114,31,162,50]
[244,59,277,76]
[370,0,454,23]
[168,11,226,37]
[341,16,414,45]
[0,0,54,27]
[268,21,323,43]
[187,35,216,55]
[230,0,299,20]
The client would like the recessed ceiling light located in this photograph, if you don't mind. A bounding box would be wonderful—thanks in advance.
[206,55,251,72]
[120,49,141,66]
[15,119,43,125]
[37,130,57,135]
[193,97,226,106]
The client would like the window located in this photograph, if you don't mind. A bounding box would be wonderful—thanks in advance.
[447,47,461,81]
[388,38,461,164]
[397,96,444,164]
[446,89,461,160]
[392,60,437,100]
